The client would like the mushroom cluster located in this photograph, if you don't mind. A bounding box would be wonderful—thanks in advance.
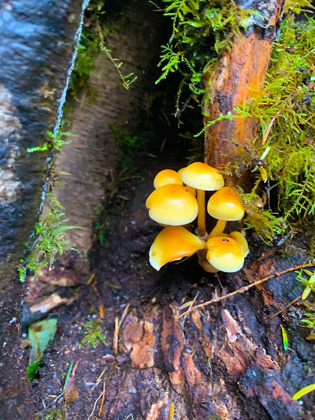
[146,163,249,273]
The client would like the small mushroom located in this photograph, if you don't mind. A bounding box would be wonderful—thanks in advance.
[154,169,183,189]
[146,184,198,226]
[149,226,204,271]
[206,236,244,273]
[180,162,224,238]
[207,187,245,239]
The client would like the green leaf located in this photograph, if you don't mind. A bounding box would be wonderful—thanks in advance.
[27,360,41,382]
[292,383,315,400]
[281,325,289,351]
[28,318,58,364]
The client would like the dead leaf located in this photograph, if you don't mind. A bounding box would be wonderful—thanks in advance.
[64,361,79,404]
[64,377,78,404]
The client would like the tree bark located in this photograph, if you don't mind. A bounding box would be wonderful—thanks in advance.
[204,0,284,174]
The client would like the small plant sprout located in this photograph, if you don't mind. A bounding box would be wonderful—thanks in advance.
[146,162,248,273]
[149,226,204,271]
[180,162,224,238]
[296,269,315,300]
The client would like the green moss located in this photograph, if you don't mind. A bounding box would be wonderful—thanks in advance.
[109,123,141,175]
[68,33,99,100]
[44,408,66,420]
[156,0,254,118]
[234,14,315,240]
[80,319,108,348]
[18,192,81,282]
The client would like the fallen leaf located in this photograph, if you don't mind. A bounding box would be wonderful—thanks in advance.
[64,377,79,403]
[28,318,58,364]
[64,361,79,404]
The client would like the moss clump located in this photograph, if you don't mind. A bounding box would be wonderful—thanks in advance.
[156,0,254,118]
[18,192,80,282]
[234,12,315,241]
[80,319,108,348]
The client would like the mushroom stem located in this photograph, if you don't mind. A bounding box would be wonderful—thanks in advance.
[207,219,227,239]
[197,189,206,238]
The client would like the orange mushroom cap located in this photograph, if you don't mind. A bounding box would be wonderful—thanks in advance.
[206,236,244,273]
[180,162,224,191]
[149,226,204,271]
[154,169,183,189]
[207,187,245,221]
[146,184,198,226]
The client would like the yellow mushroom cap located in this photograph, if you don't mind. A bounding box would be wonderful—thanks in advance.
[154,169,183,189]
[146,184,198,225]
[180,162,224,191]
[229,231,249,257]
[206,236,244,273]
[207,187,245,221]
[178,167,196,196]
[178,167,186,178]
[150,226,204,271]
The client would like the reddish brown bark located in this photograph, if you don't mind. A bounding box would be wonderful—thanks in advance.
[204,0,284,170]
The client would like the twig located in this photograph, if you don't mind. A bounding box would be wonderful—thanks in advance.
[177,262,315,319]
[88,391,103,420]
[118,303,130,330]
[262,113,278,145]
[180,291,199,326]
[113,317,119,355]
[98,380,106,416]
[270,295,302,320]
[113,303,130,355]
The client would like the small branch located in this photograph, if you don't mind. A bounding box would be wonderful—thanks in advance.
[177,262,315,319]
[262,111,279,145]
[270,295,302,320]
[98,380,106,416]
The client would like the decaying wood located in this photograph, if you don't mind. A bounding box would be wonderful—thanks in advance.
[204,0,284,171]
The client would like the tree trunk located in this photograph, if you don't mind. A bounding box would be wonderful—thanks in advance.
[204,0,284,173]
[0,1,87,417]
[0,0,86,283]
